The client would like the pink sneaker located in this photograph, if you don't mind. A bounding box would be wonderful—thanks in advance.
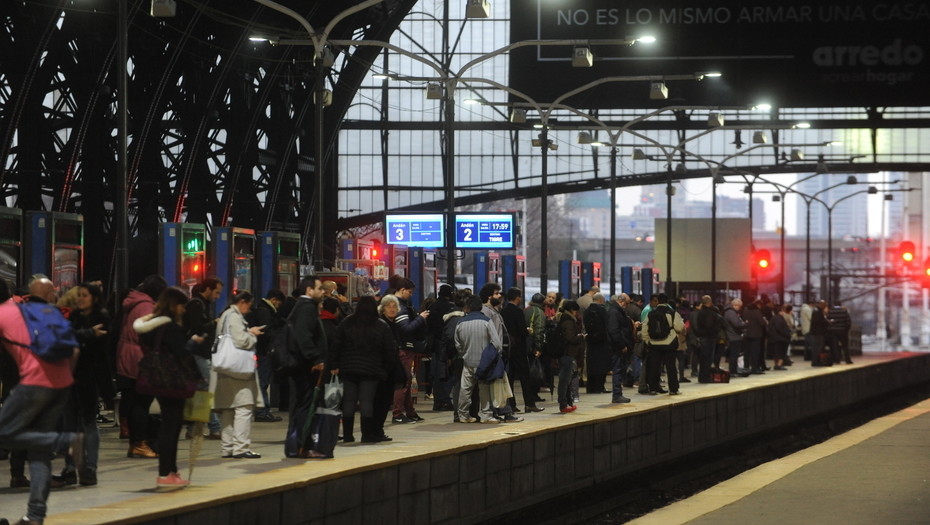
[156,472,190,488]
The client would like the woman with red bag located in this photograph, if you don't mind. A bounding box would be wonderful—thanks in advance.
[133,287,203,488]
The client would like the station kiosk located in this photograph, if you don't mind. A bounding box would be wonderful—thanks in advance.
[581,261,601,292]
[159,222,207,294]
[258,231,301,297]
[620,266,637,296]
[473,252,501,292]
[0,207,23,286]
[212,227,256,313]
[501,254,526,293]
[409,247,438,307]
[558,259,582,300]
[26,211,83,290]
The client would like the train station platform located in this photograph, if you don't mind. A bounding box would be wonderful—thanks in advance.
[2,351,929,525]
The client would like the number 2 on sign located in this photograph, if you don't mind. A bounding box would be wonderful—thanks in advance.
[463,228,472,241]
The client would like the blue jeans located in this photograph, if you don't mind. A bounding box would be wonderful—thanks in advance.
[557,355,577,408]
[611,351,630,399]
[0,384,74,521]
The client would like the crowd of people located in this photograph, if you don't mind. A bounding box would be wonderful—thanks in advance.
[0,271,855,525]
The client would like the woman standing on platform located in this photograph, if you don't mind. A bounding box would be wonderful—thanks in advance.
[328,296,396,443]
[134,287,203,487]
[212,291,265,459]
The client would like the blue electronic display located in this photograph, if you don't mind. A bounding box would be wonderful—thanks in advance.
[453,213,515,249]
[384,214,445,248]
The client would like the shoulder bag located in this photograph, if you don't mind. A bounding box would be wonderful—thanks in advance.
[212,311,256,380]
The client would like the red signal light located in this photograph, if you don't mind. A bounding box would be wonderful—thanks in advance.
[754,249,772,271]
[900,241,916,263]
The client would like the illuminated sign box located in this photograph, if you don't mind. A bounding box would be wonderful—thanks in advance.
[453,213,515,250]
[384,213,445,248]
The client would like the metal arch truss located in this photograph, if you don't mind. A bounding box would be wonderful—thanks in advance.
[0,0,416,278]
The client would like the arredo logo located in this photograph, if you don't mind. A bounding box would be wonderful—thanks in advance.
[812,39,923,67]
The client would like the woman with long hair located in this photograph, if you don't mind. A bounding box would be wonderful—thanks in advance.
[133,287,203,487]
[328,296,396,443]
[212,291,264,459]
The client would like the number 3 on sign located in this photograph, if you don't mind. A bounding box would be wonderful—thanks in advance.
[395,228,405,241]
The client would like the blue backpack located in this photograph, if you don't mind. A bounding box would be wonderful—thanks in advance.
[9,302,79,362]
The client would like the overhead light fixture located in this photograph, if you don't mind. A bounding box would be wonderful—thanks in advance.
[666,185,677,196]
[425,83,443,100]
[753,103,772,111]
[846,175,858,184]
[632,148,647,160]
[713,173,727,184]
[650,81,668,100]
[702,71,722,78]
[150,0,176,17]
[372,73,390,80]
[708,112,724,127]
[249,36,269,42]
[531,139,558,151]
[772,195,781,202]
[752,131,767,144]
[577,132,594,144]
[572,47,593,67]
[549,143,558,151]
[790,148,804,162]
[465,0,491,19]
[509,108,526,123]
[867,186,878,194]
[312,89,333,107]
[743,185,751,194]
[636,35,656,43]
[794,122,812,129]
[463,98,482,105]
[884,194,894,201]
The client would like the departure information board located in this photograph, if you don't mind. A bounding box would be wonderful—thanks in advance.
[453,213,515,249]
[384,214,445,248]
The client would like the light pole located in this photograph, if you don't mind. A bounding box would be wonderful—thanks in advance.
[825,186,879,305]
[254,0,385,270]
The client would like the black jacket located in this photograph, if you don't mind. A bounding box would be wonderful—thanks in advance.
[290,296,326,366]
[327,316,394,380]
[246,299,284,356]
[500,302,529,356]
[606,301,633,352]
[182,294,216,359]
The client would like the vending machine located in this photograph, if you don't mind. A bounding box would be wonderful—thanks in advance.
[0,207,23,286]
[641,267,655,301]
[558,259,582,300]
[258,231,301,298]
[581,262,602,292]
[159,222,207,294]
[620,266,636,296]
[473,252,501,292]
[501,254,526,294]
[26,211,83,291]
[409,247,438,308]
[212,227,256,312]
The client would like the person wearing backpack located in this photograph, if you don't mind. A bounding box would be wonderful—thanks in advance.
[182,277,224,440]
[0,276,85,525]
[693,295,724,383]
[642,294,685,395]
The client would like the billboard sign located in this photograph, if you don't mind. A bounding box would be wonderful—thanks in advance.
[509,0,929,108]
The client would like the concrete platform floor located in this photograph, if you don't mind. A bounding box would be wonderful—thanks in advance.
[630,394,930,525]
[0,351,920,524]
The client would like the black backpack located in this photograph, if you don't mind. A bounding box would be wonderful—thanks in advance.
[647,306,673,340]
[542,318,564,358]
[696,307,721,338]
[269,317,301,376]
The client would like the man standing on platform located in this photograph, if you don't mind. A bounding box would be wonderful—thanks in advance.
[455,295,502,424]
[183,277,224,439]
[501,287,541,413]
[606,293,633,403]
[286,276,328,458]
[723,298,747,376]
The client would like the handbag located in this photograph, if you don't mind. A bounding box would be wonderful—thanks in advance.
[324,375,343,410]
[529,356,545,383]
[212,311,256,380]
[183,390,214,422]
[136,327,197,399]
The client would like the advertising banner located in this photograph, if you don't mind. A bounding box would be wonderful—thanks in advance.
[509,0,929,108]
